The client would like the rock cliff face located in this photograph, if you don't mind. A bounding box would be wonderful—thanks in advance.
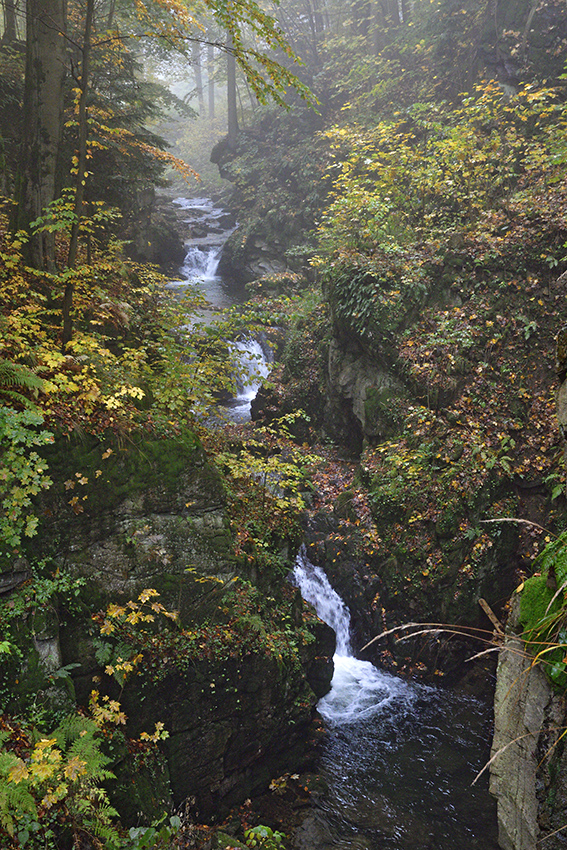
[217,230,288,284]
[4,429,334,824]
[323,338,407,446]
[490,600,567,850]
[489,335,567,850]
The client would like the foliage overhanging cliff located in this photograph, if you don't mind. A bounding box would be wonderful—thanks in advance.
[212,0,567,669]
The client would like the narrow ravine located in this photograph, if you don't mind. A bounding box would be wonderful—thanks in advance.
[168,195,271,420]
[293,549,500,850]
[166,193,501,848]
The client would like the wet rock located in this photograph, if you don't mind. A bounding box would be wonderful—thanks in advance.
[490,597,566,850]
[321,339,408,448]
[217,227,288,284]
[293,812,337,849]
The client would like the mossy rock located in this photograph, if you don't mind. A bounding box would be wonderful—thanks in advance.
[334,490,357,522]
[519,574,558,637]
[435,504,461,538]
[37,426,208,523]
[26,426,234,601]
[109,741,174,826]
[364,386,405,435]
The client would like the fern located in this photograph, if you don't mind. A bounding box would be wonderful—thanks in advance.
[0,357,46,408]
[0,752,37,836]
[0,714,123,848]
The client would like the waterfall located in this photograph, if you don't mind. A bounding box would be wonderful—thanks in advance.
[167,196,242,311]
[292,548,500,849]
[223,338,271,422]
[293,547,414,725]
[293,547,352,655]
[181,245,221,280]
[168,196,269,421]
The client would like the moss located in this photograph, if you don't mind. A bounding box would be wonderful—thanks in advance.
[3,621,47,710]
[210,832,247,849]
[435,502,462,538]
[109,742,173,826]
[334,490,357,522]
[364,386,406,435]
[519,574,558,636]
[39,426,204,515]
[25,426,229,567]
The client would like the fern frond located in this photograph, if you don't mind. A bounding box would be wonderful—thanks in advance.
[0,358,46,402]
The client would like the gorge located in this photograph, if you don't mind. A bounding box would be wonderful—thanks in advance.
[3,1,567,848]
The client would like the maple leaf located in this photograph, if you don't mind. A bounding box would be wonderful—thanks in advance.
[138,588,159,604]
[8,759,29,784]
[64,756,87,781]
[30,761,58,781]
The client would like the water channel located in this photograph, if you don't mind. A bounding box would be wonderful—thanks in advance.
[170,195,500,849]
[167,195,271,421]
[293,550,499,850]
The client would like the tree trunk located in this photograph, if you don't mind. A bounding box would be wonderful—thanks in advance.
[106,0,116,29]
[352,0,372,36]
[191,39,205,116]
[207,42,215,121]
[227,31,238,150]
[17,0,67,269]
[372,0,386,54]
[1,0,18,44]
[64,0,93,348]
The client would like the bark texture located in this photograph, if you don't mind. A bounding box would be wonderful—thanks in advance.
[18,0,66,268]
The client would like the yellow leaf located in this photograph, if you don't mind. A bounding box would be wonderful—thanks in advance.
[34,738,58,753]
[64,756,87,781]
[8,759,29,784]
[138,588,159,603]
[30,761,58,781]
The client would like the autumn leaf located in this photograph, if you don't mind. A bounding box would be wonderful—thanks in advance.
[7,759,29,784]
[64,757,87,781]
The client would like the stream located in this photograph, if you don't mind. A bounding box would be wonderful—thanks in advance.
[167,196,271,421]
[293,550,499,850]
[170,195,500,849]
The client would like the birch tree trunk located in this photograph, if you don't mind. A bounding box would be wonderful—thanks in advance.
[191,40,205,116]
[1,0,18,44]
[64,0,93,348]
[207,42,215,121]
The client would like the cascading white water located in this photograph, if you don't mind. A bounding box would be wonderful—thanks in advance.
[292,547,500,849]
[167,197,271,421]
[294,548,352,655]
[222,338,272,422]
[294,547,415,726]
[168,196,239,310]
[181,244,221,280]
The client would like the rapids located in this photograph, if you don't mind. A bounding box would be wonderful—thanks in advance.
[167,196,271,420]
[293,549,499,850]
